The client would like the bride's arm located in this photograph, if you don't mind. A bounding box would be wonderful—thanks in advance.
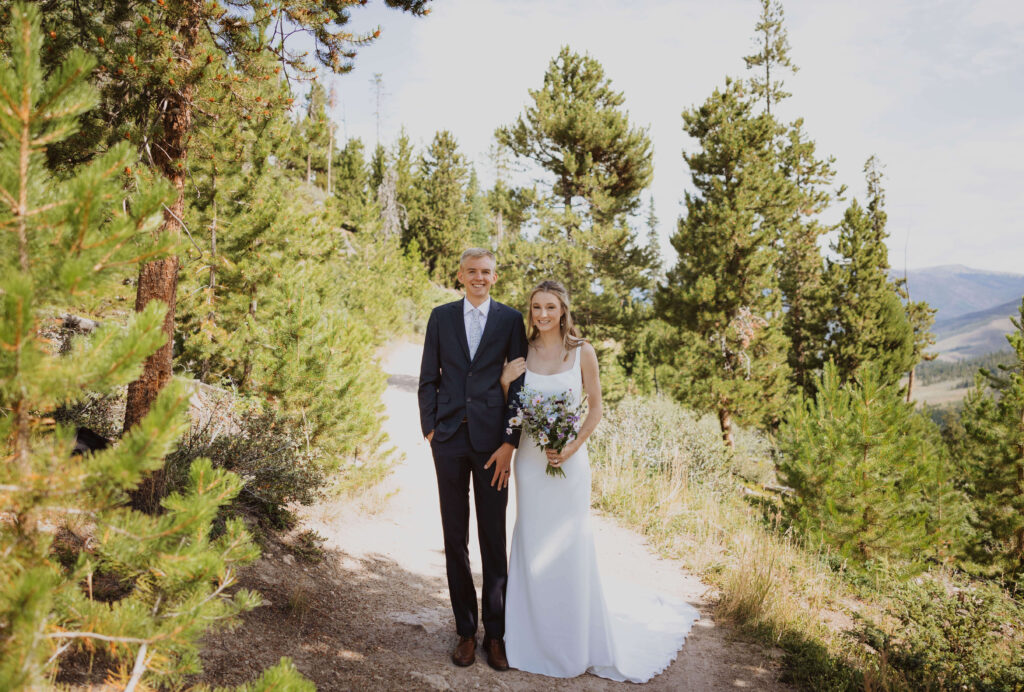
[548,343,601,466]
[500,357,527,399]
[573,343,602,445]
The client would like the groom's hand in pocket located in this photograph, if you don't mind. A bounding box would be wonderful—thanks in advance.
[485,442,514,491]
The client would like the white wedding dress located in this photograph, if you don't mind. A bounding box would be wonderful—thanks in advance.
[505,346,700,682]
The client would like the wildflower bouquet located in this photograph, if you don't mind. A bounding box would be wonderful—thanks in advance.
[506,385,584,478]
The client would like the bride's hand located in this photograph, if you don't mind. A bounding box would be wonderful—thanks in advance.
[545,441,578,467]
[501,357,527,388]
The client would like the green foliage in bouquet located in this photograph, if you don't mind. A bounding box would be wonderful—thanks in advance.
[777,361,965,570]
[0,8,308,687]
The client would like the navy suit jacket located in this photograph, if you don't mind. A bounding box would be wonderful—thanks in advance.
[418,299,528,453]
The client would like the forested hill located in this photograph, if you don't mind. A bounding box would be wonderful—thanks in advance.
[894,265,1024,321]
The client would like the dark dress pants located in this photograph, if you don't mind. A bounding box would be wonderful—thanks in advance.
[431,422,508,639]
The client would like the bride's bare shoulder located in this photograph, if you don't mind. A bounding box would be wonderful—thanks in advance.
[577,341,598,363]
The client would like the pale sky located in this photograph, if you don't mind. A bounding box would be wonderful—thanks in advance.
[313,0,1024,274]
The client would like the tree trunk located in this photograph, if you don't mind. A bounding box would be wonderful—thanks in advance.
[306,151,312,184]
[906,366,915,403]
[126,2,200,512]
[240,285,258,389]
[200,191,217,383]
[326,127,333,196]
[718,408,734,448]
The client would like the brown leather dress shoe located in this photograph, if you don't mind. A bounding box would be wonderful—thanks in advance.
[451,635,476,667]
[483,636,510,671]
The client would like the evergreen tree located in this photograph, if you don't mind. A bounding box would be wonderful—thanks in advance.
[959,297,1024,577]
[742,0,840,396]
[487,178,536,247]
[0,9,309,686]
[743,0,798,116]
[776,121,838,395]
[404,130,473,284]
[466,168,492,247]
[332,136,378,232]
[656,78,791,446]
[494,47,657,345]
[299,80,329,186]
[899,280,938,402]
[373,129,419,241]
[778,362,964,567]
[824,158,916,387]
[496,45,652,223]
[22,0,431,505]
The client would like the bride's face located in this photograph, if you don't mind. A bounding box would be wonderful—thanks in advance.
[530,292,563,333]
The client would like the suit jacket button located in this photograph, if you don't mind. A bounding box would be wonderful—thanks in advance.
[468,371,473,376]
[467,397,472,402]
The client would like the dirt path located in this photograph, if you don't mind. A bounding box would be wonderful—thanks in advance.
[199,339,792,691]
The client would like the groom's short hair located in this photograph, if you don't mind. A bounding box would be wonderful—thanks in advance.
[459,248,495,268]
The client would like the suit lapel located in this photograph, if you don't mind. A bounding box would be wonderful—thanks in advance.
[470,301,502,366]
[452,301,471,363]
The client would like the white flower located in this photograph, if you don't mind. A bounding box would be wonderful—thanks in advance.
[547,415,557,424]
[538,433,550,445]
[505,427,513,435]
[509,416,522,427]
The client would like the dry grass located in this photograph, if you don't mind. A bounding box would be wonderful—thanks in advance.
[589,396,883,686]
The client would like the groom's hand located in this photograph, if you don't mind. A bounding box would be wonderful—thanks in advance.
[485,442,514,491]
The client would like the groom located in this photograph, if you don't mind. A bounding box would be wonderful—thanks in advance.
[418,248,527,671]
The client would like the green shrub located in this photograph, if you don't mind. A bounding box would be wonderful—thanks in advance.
[166,401,327,530]
[860,576,1024,690]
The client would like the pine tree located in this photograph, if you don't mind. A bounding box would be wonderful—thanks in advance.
[959,297,1024,577]
[741,1,840,396]
[404,130,473,284]
[496,45,652,223]
[0,9,309,686]
[778,362,964,568]
[656,78,791,446]
[742,0,798,116]
[494,47,657,344]
[297,81,333,186]
[466,169,492,247]
[25,0,432,510]
[332,136,379,232]
[898,280,938,402]
[776,121,838,395]
[824,158,916,387]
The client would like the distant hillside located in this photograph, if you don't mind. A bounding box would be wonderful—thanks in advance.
[894,265,1024,321]
[932,299,1018,362]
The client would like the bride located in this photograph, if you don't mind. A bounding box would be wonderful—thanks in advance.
[498,280,699,683]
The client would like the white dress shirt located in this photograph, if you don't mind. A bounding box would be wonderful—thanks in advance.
[463,296,491,349]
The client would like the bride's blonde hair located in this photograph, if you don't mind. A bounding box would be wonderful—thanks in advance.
[526,280,585,358]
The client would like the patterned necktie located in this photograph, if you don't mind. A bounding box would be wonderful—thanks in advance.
[468,308,483,360]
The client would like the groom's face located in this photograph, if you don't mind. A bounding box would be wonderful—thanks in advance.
[457,256,497,301]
